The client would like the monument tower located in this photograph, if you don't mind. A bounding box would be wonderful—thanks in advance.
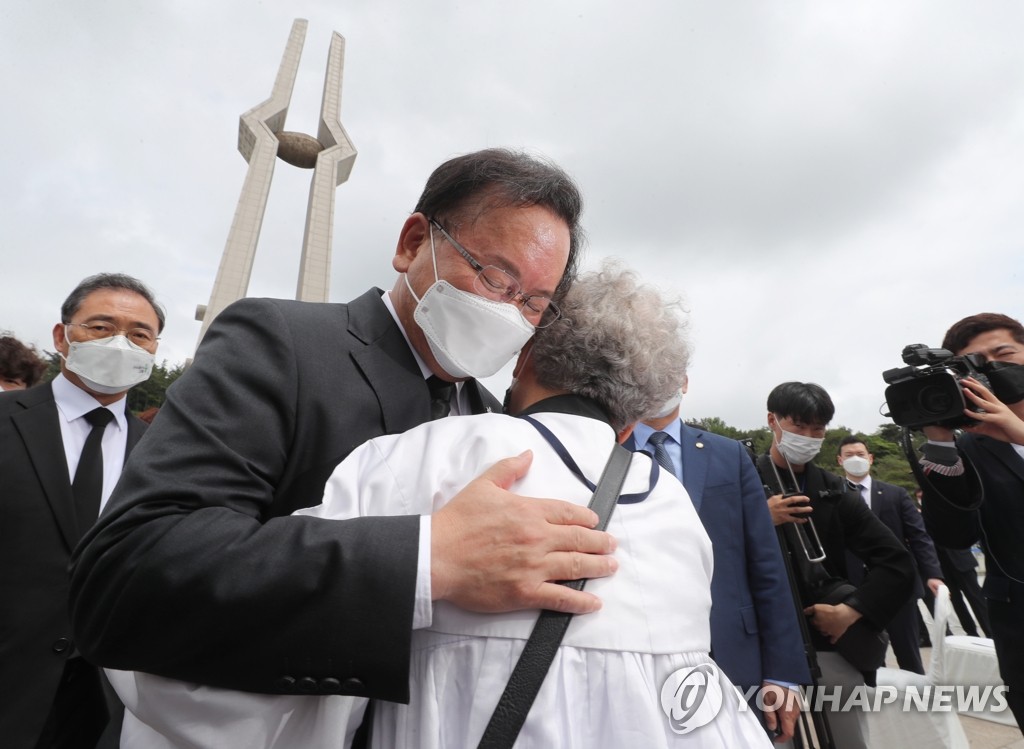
[194,19,357,349]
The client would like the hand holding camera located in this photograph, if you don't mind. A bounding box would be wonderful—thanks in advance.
[767,492,812,526]
[958,377,1024,444]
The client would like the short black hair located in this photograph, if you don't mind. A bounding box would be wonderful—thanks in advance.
[61,273,165,333]
[837,434,869,455]
[413,148,584,297]
[766,381,835,425]
[942,313,1024,354]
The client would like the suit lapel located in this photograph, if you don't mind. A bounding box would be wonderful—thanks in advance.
[347,288,503,426]
[347,289,433,433]
[979,436,1024,484]
[679,425,709,513]
[10,384,80,549]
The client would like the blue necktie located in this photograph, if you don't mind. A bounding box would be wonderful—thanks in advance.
[647,431,677,477]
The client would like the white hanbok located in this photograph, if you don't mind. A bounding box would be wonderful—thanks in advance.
[111,407,771,748]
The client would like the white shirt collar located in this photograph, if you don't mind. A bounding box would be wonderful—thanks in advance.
[51,372,127,432]
[632,417,682,449]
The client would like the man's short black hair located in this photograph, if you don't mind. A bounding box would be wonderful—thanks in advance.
[413,148,584,298]
[942,313,1024,354]
[766,381,835,425]
[837,434,869,455]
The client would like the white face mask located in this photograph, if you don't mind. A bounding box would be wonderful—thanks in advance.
[773,415,824,465]
[652,389,684,418]
[406,228,534,379]
[842,455,871,478]
[63,331,155,395]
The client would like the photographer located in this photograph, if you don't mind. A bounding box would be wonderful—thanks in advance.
[759,382,914,749]
[914,313,1024,730]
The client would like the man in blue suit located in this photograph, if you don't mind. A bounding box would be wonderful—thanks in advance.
[836,436,943,674]
[631,378,810,743]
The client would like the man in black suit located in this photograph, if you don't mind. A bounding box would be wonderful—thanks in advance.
[0,273,163,749]
[760,382,914,749]
[70,149,617,705]
[836,436,943,674]
[915,312,1024,729]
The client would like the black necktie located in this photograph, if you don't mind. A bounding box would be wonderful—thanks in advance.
[72,407,114,533]
[427,376,454,421]
[647,431,677,477]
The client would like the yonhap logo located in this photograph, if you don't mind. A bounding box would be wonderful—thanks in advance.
[660,663,725,734]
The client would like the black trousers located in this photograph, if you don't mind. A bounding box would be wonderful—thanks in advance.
[885,595,925,674]
[937,548,992,637]
[989,592,1024,731]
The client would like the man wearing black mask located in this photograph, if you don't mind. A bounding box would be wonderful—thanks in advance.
[916,312,1024,731]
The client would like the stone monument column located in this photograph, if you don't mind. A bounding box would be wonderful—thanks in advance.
[195,19,357,350]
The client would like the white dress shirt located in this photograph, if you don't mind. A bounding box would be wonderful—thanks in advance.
[849,474,873,509]
[51,373,128,512]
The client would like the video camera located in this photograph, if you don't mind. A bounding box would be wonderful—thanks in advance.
[882,344,1024,429]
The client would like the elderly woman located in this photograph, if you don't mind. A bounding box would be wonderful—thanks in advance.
[111,263,771,748]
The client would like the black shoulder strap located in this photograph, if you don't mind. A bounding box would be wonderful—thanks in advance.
[476,443,632,749]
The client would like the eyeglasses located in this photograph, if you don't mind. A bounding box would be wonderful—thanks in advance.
[65,321,159,348]
[429,218,561,327]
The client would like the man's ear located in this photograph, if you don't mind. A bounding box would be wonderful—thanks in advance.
[393,213,430,273]
[617,424,636,445]
[52,322,68,356]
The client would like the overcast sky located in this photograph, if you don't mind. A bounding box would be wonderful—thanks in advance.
[2,1,1022,432]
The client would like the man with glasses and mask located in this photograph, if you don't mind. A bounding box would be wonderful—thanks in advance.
[758,382,913,749]
[70,150,618,719]
[0,273,163,749]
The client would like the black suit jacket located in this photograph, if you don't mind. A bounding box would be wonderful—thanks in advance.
[760,461,915,645]
[859,479,942,598]
[0,382,145,749]
[921,433,1024,598]
[69,291,500,702]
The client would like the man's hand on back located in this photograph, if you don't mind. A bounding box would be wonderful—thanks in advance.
[431,450,618,615]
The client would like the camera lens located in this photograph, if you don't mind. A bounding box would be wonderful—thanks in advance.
[917,385,953,415]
